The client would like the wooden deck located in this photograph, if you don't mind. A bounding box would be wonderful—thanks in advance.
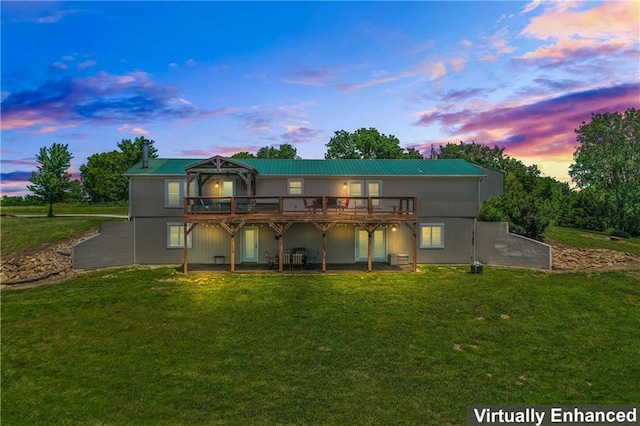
[181,196,418,274]
[184,196,416,224]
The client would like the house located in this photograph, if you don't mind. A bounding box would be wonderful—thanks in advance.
[73,154,552,272]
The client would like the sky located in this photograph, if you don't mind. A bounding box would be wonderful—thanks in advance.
[1,0,639,196]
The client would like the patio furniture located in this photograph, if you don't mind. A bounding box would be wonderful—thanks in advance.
[337,197,350,212]
[305,252,319,270]
[303,197,318,212]
[265,251,277,270]
[292,253,304,270]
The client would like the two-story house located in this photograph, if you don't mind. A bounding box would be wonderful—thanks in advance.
[73,153,552,272]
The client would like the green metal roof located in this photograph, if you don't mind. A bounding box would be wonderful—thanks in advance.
[124,158,485,177]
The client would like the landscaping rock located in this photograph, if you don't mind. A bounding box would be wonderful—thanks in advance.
[1,232,96,286]
[550,243,640,271]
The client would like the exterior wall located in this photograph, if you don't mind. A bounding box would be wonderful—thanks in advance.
[416,217,475,264]
[73,222,134,269]
[476,166,504,202]
[133,217,185,264]
[130,176,186,218]
[476,221,552,269]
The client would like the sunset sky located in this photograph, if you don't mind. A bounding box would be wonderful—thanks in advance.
[2,0,639,196]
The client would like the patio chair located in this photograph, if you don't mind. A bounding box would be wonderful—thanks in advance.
[305,252,319,270]
[337,197,350,212]
[303,197,318,212]
[265,251,277,270]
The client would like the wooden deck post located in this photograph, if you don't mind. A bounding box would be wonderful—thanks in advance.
[322,233,327,272]
[367,230,373,272]
[230,233,235,272]
[183,223,188,274]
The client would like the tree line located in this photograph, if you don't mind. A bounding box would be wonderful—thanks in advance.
[5,108,639,238]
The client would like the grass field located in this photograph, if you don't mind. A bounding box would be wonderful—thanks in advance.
[1,216,125,256]
[0,202,128,216]
[545,225,640,257]
[2,266,639,424]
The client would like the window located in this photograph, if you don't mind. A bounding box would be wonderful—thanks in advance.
[165,180,185,208]
[221,180,234,197]
[367,180,382,206]
[288,179,303,195]
[167,223,192,248]
[420,223,444,249]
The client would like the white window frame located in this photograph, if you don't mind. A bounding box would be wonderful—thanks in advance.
[167,223,192,249]
[288,178,304,196]
[366,180,382,207]
[165,180,185,208]
[420,223,445,249]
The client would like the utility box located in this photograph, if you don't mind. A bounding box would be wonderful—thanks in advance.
[470,261,483,274]
[389,254,409,265]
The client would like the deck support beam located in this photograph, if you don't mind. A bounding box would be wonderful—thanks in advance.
[269,222,293,272]
[312,222,337,272]
[403,222,418,273]
[183,222,198,273]
[358,223,381,272]
[219,220,245,272]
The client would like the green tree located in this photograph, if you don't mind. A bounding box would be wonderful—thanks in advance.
[569,108,640,236]
[256,143,299,159]
[28,143,73,217]
[80,137,158,203]
[231,143,300,159]
[80,151,128,202]
[435,141,555,240]
[325,128,422,159]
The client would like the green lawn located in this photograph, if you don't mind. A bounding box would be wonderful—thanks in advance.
[544,225,640,257]
[0,202,128,216]
[2,266,639,424]
[1,216,125,256]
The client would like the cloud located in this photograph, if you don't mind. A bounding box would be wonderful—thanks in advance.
[77,59,97,71]
[283,67,335,86]
[521,0,541,15]
[449,57,466,72]
[2,2,80,24]
[518,1,639,64]
[118,124,150,135]
[0,171,32,182]
[238,102,313,132]
[415,83,640,160]
[0,71,235,133]
[279,126,322,144]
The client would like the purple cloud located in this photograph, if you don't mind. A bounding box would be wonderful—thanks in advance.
[415,83,640,159]
[1,71,235,133]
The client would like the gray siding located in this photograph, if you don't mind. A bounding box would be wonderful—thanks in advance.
[477,221,552,269]
[416,217,475,264]
[130,176,184,218]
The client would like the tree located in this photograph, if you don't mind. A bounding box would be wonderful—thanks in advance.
[80,137,158,203]
[256,143,299,159]
[569,108,640,236]
[434,141,554,240]
[80,151,128,202]
[325,128,422,159]
[230,143,300,159]
[28,143,73,217]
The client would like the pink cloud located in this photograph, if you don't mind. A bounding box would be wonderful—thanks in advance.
[118,124,150,135]
[415,83,640,162]
[519,1,639,62]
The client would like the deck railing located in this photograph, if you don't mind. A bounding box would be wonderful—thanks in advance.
[184,196,416,218]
